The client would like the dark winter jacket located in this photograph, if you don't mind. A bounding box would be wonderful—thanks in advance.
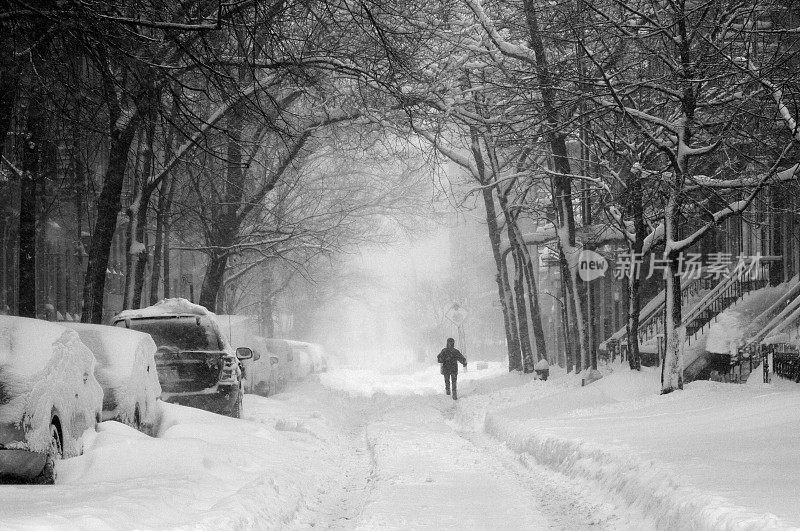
[437,347,467,375]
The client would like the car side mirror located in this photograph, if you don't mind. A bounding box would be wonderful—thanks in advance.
[236,347,253,360]
[253,352,261,361]
[270,355,279,366]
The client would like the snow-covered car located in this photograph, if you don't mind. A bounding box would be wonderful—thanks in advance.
[215,315,282,397]
[261,339,327,381]
[244,337,283,397]
[113,299,252,418]
[294,342,329,373]
[263,338,310,381]
[0,316,103,483]
[62,323,161,435]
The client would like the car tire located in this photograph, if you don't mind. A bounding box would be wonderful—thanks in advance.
[38,420,63,485]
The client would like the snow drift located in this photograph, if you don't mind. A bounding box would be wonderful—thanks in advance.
[476,368,797,529]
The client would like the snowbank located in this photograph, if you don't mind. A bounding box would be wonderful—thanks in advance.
[1,390,349,528]
[458,367,800,529]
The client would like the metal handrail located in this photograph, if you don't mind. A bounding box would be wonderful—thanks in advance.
[602,257,774,362]
[683,259,770,344]
[601,276,705,359]
[636,276,707,344]
[682,260,751,327]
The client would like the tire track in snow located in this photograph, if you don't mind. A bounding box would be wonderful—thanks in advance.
[281,384,655,530]
[452,426,656,530]
[284,391,377,529]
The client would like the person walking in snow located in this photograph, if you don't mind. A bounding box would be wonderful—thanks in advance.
[437,338,467,400]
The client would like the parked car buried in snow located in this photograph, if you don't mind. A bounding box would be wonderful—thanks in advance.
[113,299,252,418]
[214,315,283,397]
[0,316,103,483]
[62,323,162,435]
[289,341,329,373]
[244,337,282,397]
[262,339,309,382]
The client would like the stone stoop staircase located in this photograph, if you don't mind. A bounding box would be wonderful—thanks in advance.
[600,276,714,365]
[731,275,800,383]
[601,258,773,376]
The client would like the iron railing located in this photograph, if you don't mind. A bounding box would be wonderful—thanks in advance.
[681,259,770,346]
[603,257,774,364]
[603,276,710,362]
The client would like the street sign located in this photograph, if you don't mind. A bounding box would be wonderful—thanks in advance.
[446,303,468,325]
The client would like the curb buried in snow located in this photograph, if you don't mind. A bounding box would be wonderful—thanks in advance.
[484,413,788,531]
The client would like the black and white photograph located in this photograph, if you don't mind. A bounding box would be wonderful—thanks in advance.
[1,0,800,528]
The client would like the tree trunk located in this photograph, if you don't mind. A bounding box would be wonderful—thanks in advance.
[264,297,275,337]
[199,251,228,311]
[559,245,583,372]
[18,100,44,318]
[510,241,535,371]
[162,219,172,299]
[132,230,148,309]
[626,265,642,370]
[521,0,589,368]
[161,176,177,300]
[81,122,138,323]
[0,64,19,157]
[198,103,244,312]
[661,251,684,393]
[149,107,177,305]
[661,0,694,393]
[626,171,646,370]
[498,190,548,369]
[0,217,6,312]
[482,188,522,371]
[558,252,574,372]
[661,156,686,392]
[125,110,159,310]
[520,243,547,362]
[497,184,534,370]
[149,175,171,304]
[123,129,146,310]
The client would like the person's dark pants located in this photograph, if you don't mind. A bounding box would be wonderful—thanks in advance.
[443,372,458,400]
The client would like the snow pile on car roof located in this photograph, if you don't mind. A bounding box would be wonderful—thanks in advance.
[116,298,213,320]
[63,323,147,378]
[0,315,76,377]
[117,298,233,353]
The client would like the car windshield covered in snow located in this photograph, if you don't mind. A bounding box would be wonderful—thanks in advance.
[121,316,223,352]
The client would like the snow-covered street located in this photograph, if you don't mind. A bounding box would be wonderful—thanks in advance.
[0,365,653,530]
[5,361,800,530]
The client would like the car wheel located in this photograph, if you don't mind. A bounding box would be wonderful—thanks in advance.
[38,421,63,484]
